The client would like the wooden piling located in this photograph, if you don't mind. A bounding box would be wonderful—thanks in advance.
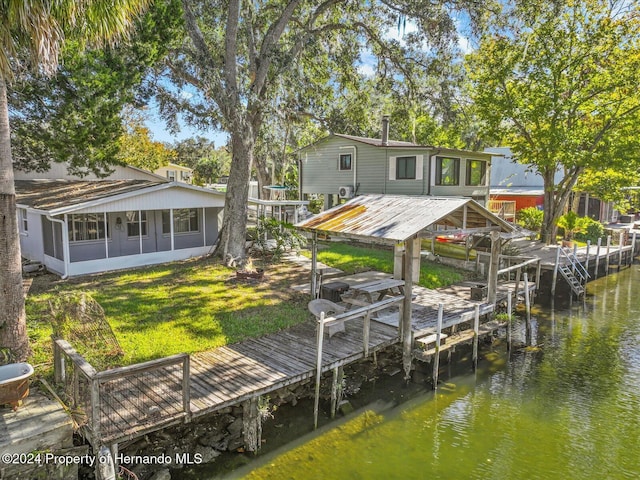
[605,235,611,273]
[487,231,501,304]
[402,236,415,381]
[313,311,325,429]
[524,273,532,346]
[472,304,480,371]
[551,246,560,297]
[243,397,262,452]
[632,232,637,260]
[310,232,318,299]
[618,231,624,270]
[585,240,591,271]
[432,303,444,389]
[330,366,344,419]
[595,237,602,277]
[507,289,513,354]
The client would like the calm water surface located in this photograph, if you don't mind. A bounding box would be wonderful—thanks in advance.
[222,267,640,479]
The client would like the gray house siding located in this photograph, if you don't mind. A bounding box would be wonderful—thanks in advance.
[300,135,490,205]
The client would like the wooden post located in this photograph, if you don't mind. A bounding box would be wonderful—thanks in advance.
[472,304,480,371]
[595,237,602,277]
[432,303,444,389]
[330,366,343,419]
[363,312,371,358]
[551,246,561,297]
[53,339,65,384]
[605,235,611,274]
[412,236,421,283]
[393,241,404,280]
[487,231,501,305]
[310,232,318,299]
[632,232,637,260]
[402,236,415,381]
[524,273,532,346]
[514,267,522,298]
[535,260,542,300]
[618,231,624,270]
[507,289,513,354]
[182,356,191,418]
[313,311,325,430]
[91,378,101,444]
[243,397,262,453]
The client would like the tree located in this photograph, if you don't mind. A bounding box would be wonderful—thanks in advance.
[157,0,488,263]
[117,110,176,171]
[0,0,150,361]
[468,0,640,243]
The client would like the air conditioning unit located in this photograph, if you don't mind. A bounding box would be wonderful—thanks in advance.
[338,185,355,199]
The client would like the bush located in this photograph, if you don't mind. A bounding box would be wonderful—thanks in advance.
[517,207,544,239]
[575,217,605,244]
[253,216,306,260]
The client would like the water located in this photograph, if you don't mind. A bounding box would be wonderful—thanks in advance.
[218,267,640,479]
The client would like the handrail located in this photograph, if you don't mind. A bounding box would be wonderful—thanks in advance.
[497,257,540,276]
[320,296,403,327]
[558,247,589,281]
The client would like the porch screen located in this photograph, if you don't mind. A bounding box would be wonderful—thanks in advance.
[162,209,199,234]
[68,214,108,242]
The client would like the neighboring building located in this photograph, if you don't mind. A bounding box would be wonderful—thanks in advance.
[298,117,492,210]
[155,162,194,183]
[486,147,616,222]
[15,164,224,277]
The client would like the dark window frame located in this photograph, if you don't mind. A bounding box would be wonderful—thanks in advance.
[466,160,487,186]
[396,156,417,180]
[339,153,352,171]
[126,211,148,238]
[435,156,460,186]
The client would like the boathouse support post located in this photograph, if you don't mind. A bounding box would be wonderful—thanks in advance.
[606,235,611,273]
[514,267,522,298]
[535,260,542,301]
[472,304,480,371]
[432,303,444,389]
[551,246,560,297]
[524,273,532,344]
[243,396,262,453]
[310,232,318,299]
[595,237,602,277]
[487,231,500,305]
[330,366,344,419]
[314,311,325,430]
[618,231,624,270]
[402,235,415,382]
[507,289,513,354]
[393,241,404,279]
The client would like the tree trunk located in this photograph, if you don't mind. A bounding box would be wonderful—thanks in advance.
[254,155,271,200]
[540,168,559,244]
[216,119,255,264]
[0,79,30,361]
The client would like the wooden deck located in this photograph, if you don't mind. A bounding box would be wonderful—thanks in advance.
[86,279,502,445]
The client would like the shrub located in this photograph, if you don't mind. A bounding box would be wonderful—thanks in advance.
[575,217,605,244]
[253,216,306,260]
[517,207,544,239]
[556,211,589,241]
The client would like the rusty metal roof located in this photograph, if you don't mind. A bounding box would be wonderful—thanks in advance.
[296,194,516,242]
[15,179,164,211]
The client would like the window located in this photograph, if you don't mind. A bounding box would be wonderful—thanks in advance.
[167,170,176,181]
[435,157,460,185]
[19,208,28,233]
[162,209,199,234]
[126,211,147,237]
[339,153,352,171]
[68,214,108,242]
[396,156,417,179]
[180,170,190,181]
[466,160,487,186]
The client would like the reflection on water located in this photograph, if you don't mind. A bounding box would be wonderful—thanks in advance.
[226,267,640,479]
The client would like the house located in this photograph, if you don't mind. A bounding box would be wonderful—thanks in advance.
[486,147,616,222]
[15,163,224,277]
[298,116,492,210]
[154,162,194,183]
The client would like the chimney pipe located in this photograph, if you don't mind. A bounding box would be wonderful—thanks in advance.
[381,115,389,146]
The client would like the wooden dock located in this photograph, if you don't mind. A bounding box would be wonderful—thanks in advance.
[53,276,505,448]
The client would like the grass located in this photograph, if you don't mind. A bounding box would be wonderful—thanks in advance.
[308,242,471,289]
[26,257,310,370]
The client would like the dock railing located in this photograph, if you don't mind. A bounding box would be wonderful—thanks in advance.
[53,338,191,446]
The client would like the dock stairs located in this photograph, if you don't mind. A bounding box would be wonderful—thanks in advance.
[557,247,589,297]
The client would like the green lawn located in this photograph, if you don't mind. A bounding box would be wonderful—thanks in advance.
[308,242,471,289]
[26,258,309,369]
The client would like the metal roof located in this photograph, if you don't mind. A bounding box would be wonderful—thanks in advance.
[296,194,516,242]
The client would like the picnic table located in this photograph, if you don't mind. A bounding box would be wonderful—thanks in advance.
[342,278,405,306]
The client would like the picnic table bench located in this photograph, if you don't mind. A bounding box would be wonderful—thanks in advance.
[344,278,405,304]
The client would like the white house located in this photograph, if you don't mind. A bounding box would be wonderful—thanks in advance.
[154,162,194,184]
[15,164,224,277]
